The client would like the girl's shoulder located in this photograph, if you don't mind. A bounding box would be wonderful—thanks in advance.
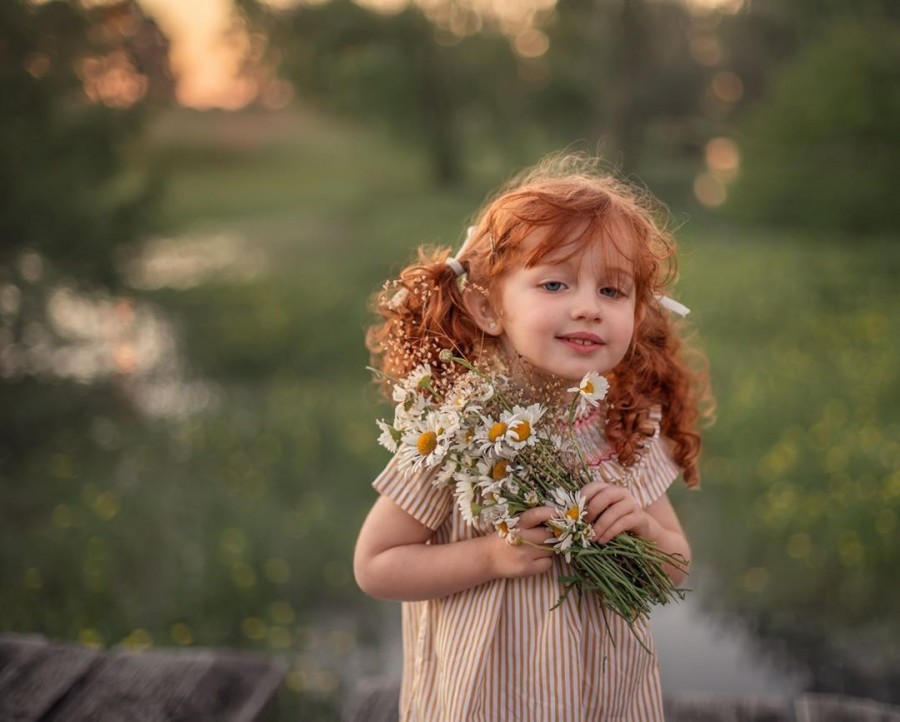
[578,404,678,504]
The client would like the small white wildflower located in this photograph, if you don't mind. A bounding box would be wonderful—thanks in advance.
[386,287,409,309]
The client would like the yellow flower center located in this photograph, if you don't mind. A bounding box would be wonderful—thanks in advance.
[512,420,531,442]
[417,431,437,456]
[497,521,509,536]
[565,506,581,522]
[488,422,507,442]
[552,526,564,538]
[582,380,594,394]
[491,460,509,481]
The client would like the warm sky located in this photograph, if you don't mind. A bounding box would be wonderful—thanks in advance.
[136,0,256,108]
[134,0,743,109]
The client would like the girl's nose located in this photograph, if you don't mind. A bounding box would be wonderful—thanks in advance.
[570,289,602,321]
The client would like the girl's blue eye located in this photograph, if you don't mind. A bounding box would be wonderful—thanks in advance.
[600,286,622,298]
[542,281,566,292]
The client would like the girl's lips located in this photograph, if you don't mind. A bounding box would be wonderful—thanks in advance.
[558,333,606,353]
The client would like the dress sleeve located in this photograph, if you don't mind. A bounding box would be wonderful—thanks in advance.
[372,456,453,531]
[629,408,682,507]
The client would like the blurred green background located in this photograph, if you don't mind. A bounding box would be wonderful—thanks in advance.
[1,0,898,719]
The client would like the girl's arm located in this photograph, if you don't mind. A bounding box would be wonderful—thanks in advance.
[354,495,557,602]
[582,482,692,585]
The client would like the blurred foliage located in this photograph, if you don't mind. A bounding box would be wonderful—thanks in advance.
[0,0,160,288]
[728,20,900,233]
[679,229,900,699]
[263,0,729,184]
[0,0,163,478]
[266,0,520,184]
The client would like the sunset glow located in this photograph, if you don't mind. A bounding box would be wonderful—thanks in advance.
[137,0,257,108]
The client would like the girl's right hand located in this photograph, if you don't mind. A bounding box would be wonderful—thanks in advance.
[487,506,557,579]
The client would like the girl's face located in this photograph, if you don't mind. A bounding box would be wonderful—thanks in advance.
[491,230,638,382]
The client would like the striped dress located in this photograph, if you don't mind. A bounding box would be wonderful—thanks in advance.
[372,407,681,722]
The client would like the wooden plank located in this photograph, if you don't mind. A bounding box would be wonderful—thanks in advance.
[0,636,100,722]
[41,647,216,722]
[169,652,286,722]
[0,635,284,722]
[0,634,48,690]
[796,693,900,722]
[344,678,400,722]
[663,693,792,722]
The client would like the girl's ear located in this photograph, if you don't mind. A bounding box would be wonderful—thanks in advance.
[462,287,503,336]
[635,302,646,328]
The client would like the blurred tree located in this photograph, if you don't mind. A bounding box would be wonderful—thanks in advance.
[540,0,706,168]
[728,19,900,232]
[85,0,177,107]
[267,0,519,185]
[0,0,163,476]
[260,0,717,181]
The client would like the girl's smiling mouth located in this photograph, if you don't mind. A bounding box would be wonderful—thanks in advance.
[558,332,606,351]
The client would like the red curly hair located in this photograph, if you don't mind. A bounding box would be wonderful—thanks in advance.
[367,154,713,486]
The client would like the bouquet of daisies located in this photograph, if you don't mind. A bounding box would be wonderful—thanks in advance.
[374,353,687,646]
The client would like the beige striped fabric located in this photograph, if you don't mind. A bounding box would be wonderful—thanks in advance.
[372,407,681,722]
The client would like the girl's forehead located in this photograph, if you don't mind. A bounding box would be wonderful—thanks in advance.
[518,223,636,272]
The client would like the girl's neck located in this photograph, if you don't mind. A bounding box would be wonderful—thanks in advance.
[479,348,574,413]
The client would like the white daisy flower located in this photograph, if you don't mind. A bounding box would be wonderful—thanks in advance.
[567,371,609,414]
[474,403,545,457]
[396,411,453,472]
[549,487,589,524]
[391,371,431,428]
[435,459,459,486]
[455,479,481,526]
[504,403,545,450]
[406,364,434,392]
[490,507,520,544]
[546,488,595,563]
[441,374,483,414]
[376,420,400,453]
[475,413,518,457]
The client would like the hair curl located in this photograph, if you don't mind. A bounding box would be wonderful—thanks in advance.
[366,154,714,486]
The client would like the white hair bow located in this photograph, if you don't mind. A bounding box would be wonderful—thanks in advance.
[655,294,691,317]
[446,225,479,278]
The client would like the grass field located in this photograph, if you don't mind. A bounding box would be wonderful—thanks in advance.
[4,106,898,717]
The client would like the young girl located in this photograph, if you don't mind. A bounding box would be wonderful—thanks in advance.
[354,154,712,722]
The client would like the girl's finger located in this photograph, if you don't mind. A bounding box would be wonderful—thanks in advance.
[596,512,640,544]
[580,480,608,500]
[592,507,622,538]
[518,530,555,555]
[519,506,556,529]
[586,487,624,521]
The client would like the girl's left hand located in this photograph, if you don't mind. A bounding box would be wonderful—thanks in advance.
[581,481,652,543]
